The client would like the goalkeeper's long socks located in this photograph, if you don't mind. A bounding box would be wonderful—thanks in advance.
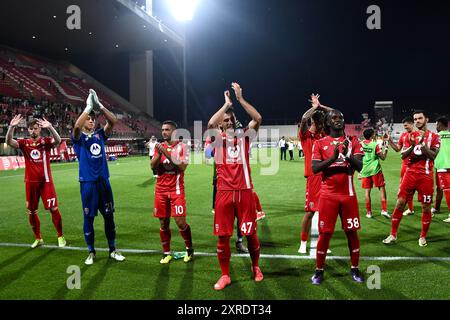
[103,214,116,249]
[83,216,95,252]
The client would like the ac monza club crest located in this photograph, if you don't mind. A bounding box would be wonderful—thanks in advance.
[30,149,41,160]
[227,145,240,159]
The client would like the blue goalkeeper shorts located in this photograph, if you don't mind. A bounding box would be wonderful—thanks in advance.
[80,178,115,218]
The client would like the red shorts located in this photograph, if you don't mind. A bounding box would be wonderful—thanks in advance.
[318,194,361,234]
[153,190,187,218]
[361,171,385,189]
[214,189,257,236]
[25,181,58,211]
[305,174,321,212]
[436,171,450,190]
[398,171,434,204]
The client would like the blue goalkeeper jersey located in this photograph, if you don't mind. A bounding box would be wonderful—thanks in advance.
[71,128,110,182]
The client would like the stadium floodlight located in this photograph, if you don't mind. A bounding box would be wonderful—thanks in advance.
[166,0,200,22]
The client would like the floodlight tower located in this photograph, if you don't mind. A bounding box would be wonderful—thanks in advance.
[167,0,200,128]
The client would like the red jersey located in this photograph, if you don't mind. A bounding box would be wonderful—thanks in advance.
[299,128,325,178]
[18,137,55,183]
[214,129,253,191]
[398,131,411,166]
[155,141,189,194]
[312,135,364,196]
[405,131,440,175]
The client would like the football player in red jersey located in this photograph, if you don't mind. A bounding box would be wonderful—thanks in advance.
[383,110,440,247]
[298,94,333,254]
[6,115,66,248]
[310,109,364,285]
[386,117,416,216]
[207,82,263,290]
[151,120,194,264]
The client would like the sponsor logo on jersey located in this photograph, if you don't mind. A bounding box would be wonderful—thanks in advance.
[413,145,423,156]
[30,149,41,160]
[90,143,101,156]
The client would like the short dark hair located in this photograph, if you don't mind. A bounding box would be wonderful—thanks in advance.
[27,119,38,128]
[402,116,414,124]
[162,120,178,129]
[436,116,448,128]
[225,106,235,115]
[363,128,375,140]
[413,109,428,118]
[311,110,325,125]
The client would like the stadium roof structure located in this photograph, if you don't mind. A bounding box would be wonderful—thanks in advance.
[0,0,184,57]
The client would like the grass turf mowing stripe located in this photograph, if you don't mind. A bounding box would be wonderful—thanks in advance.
[2,242,450,261]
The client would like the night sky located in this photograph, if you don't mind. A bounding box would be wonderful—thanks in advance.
[150,0,450,125]
[76,0,450,125]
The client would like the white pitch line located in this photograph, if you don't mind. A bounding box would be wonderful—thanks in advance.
[1,242,450,261]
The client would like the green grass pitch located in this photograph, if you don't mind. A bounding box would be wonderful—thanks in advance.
[0,150,449,300]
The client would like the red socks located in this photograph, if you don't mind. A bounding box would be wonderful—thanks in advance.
[420,210,432,238]
[28,210,41,239]
[301,231,309,242]
[316,232,332,269]
[407,200,414,211]
[381,200,387,212]
[180,224,193,249]
[365,201,372,213]
[390,208,404,237]
[217,236,231,276]
[159,228,172,254]
[345,231,360,268]
[444,190,450,210]
[50,208,63,237]
[246,233,260,268]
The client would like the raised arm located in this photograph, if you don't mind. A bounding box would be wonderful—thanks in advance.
[300,94,333,135]
[91,89,117,136]
[231,82,262,131]
[6,114,22,149]
[73,91,95,140]
[37,118,61,145]
[208,90,233,129]
[385,133,401,152]
[310,93,333,113]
